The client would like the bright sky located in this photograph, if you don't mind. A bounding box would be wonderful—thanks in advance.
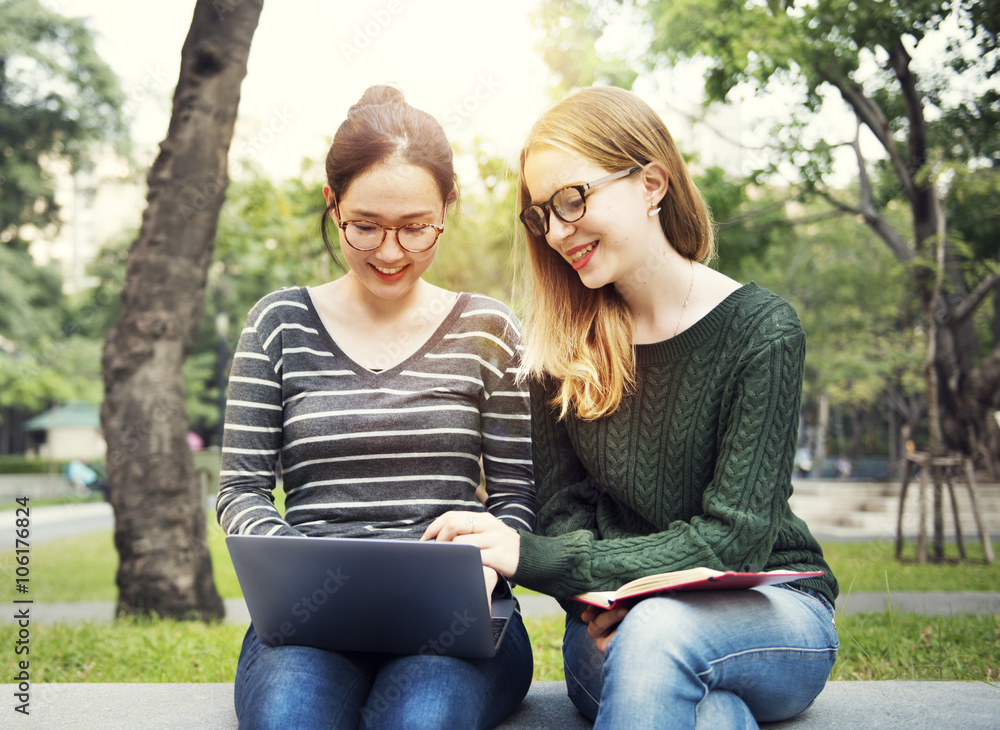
[56,0,557,181]
[52,0,936,192]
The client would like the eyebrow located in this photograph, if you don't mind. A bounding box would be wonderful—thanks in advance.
[528,181,580,206]
[346,209,439,222]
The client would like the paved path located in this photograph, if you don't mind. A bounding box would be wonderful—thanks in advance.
[2,590,998,625]
[2,502,114,549]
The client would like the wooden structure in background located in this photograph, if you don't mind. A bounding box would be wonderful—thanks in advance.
[895,451,995,564]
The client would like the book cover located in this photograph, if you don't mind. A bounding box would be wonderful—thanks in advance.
[571,568,825,609]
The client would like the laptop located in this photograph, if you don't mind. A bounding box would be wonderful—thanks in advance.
[226,533,516,659]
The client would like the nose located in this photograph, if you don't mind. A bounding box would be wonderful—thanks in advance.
[377,229,408,261]
[546,211,576,246]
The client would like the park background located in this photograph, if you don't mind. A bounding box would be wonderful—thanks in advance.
[1,0,998,696]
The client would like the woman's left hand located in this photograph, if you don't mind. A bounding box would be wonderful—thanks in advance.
[581,605,629,654]
[421,511,521,577]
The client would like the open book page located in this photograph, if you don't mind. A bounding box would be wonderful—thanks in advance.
[572,569,825,609]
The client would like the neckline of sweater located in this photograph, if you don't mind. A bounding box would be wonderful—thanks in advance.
[634,282,757,364]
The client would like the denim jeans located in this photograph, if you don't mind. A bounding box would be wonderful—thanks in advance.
[234,611,532,729]
[562,584,839,729]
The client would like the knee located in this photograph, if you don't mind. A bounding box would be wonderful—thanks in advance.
[612,597,701,653]
[363,689,477,730]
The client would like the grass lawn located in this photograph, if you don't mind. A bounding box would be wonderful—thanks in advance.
[4,521,997,683]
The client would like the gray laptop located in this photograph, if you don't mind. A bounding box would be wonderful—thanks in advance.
[226,534,515,659]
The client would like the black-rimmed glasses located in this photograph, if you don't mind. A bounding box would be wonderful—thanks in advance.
[519,166,641,237]
[334,204,446,253]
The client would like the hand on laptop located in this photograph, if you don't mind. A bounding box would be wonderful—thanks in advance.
[421,511,521,577]
[484,566,499,608]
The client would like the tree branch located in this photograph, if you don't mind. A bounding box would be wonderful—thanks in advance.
[816,60,916,203]
[952,271,1000,324]
[888,39,938,249]
[728,209,846,232]
[817,126,914,263]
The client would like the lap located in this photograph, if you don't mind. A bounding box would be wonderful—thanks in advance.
[563,585,839,727]
[236,611,533,730]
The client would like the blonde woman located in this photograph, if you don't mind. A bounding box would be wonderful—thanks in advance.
[425,86,838,728]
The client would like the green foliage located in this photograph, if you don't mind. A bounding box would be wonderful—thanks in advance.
[0,245,64,341]
[0,454,66,474]
[0,0,125,248]
[763,211,921,407]
[0,246,103,413]
[533,0,1000,458]
[531,0,640,96]
[0,0,124,417]
[427,139,520,301]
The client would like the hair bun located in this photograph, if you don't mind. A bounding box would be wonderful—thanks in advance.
[349,85,406,115]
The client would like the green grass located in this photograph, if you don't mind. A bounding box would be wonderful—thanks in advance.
[19,529,998,602]
[822,540,999,594]
[1,618,247,682]
[1,611,996,683]
[4,527,998,683]
[832,612,1000,681]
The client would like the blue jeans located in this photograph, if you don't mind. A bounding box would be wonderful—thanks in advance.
[234,611,532,729]
[562,584,839,729]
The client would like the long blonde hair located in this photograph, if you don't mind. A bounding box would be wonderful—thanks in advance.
[517,86,715,420]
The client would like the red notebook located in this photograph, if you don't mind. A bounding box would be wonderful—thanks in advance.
[572,568,824,609]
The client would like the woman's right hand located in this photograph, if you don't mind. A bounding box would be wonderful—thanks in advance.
[420,511,521,577]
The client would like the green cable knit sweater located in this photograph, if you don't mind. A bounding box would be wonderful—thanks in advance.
[513,283,838,615]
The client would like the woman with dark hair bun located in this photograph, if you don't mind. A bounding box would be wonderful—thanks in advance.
[217,85,535,729]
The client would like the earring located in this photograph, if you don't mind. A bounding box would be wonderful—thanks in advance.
[648,203,661,217]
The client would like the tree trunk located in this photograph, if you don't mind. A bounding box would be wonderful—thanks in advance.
[101,0,263,620]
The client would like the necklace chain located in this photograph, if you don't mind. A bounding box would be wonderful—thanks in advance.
[673,260,694,338]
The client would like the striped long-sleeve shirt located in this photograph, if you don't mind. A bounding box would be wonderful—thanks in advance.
[216,287,536,540]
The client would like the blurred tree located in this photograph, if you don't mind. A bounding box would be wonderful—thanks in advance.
[536,0,1000,470]
[0,0,125,249]
[0,240,101,414]
[429,138,520,303]
[101,0,263,622]
[732,193,925,463]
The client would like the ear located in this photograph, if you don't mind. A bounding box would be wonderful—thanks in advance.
[322,184,337,212]
[640,162,669,207]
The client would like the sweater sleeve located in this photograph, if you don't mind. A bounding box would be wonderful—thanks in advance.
[477,304,536,533]
[215,296,301,538]
[515,328,806,598]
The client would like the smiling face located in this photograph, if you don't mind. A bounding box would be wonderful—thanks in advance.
[521,145,654,291]
[324,162,445,303]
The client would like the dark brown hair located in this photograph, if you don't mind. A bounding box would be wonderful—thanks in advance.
[320,85,458,268]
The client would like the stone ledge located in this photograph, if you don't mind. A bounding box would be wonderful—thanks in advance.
[4,680,998,729]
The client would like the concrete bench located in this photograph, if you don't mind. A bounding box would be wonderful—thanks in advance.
[6,680,998,728]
